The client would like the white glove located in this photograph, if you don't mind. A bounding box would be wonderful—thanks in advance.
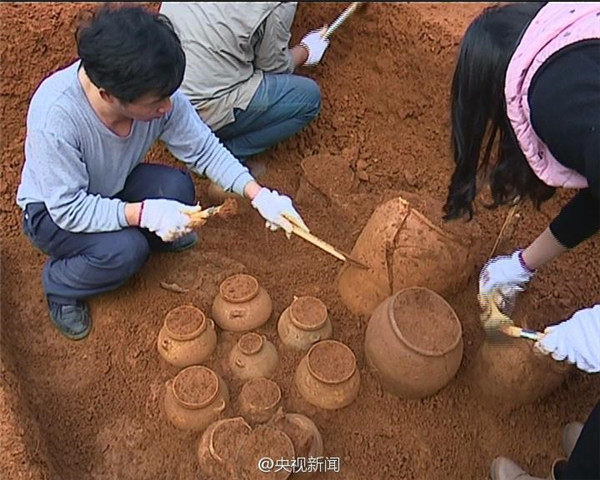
[139,199,201,242]
[479,250,535,310]
[300,27,330,66]
[535,305,600,373]
[251,187,309,234]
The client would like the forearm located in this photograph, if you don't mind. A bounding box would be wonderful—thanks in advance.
[291,44,309,69]
[521,227,568,271]
[243,180,263,201]
[125,202,142,226]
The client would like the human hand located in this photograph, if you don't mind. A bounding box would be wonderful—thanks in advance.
[479,250,535,311]
[250,187,309,235]
[535,305,600,373]
[300,26,330,66]
[139,199,202,242]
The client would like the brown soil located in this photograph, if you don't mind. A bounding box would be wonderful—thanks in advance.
[211,417,252,462]
[166,305,205,335]
[392,288,461,353]
[308,341,356,383]
[2,3,599,480]
[220,274,258,302]
[174,367,218,405]
[291,296,328,328]
[239,332,264,355]
[236,426,295,480]
[241,377,282,408]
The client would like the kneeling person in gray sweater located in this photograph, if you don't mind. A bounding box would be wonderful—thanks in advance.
[16,4,308,340]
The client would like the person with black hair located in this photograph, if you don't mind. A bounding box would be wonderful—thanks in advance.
[159,2,328,171]
[16,4,309,341]
[445,3,599,479]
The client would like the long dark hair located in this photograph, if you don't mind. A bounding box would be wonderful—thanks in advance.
[443,2,555,221]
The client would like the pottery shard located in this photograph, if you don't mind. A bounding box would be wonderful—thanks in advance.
[337,192,480,316]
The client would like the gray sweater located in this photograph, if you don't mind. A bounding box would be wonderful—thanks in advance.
[16,60,254,233]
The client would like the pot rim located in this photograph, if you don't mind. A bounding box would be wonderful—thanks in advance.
[238,332,264,355]
[240,377,282,410]
[289,296,328,331]
[387,287,462,357]
[164,304,207,341]
[208,417,252,463]
[219,274,260,303]
[173,366,219,409]
[306,340,357,384]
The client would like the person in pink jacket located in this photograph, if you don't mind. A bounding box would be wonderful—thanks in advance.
[445,3,599,479]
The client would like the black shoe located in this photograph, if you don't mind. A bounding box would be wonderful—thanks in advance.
[161,231,198,253]
[47,299,91,340]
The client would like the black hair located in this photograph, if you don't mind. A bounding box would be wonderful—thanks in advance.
[75,3,185,103]
[443,2,555,221]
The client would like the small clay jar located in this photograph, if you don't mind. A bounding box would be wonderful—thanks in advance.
[197,416,252,480]
[157,305,217,369]
[212,274,273,332]
[277,296,333,351]
[268,408,323,479]
[164,365,229,432]
[294,340,360,410]
[238,377,282,424]
[364,287,463,399]
[235,425,295,480]
[229,332,279,381]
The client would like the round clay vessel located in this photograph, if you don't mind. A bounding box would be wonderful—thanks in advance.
[294,340,360,410]
[157,304,217,369]
[212,274,273,332]
[229,332,279,381]
[364,287,463,399]
[197,416,252,480]
[268,408,323,479]
[235,425,295,480]
[239,377,282,424]
[277,296,333,351]
[471,339,572,407]
[164,365,229,432]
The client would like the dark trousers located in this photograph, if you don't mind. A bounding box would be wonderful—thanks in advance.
[22,164,196,304]
[559,400,600,480]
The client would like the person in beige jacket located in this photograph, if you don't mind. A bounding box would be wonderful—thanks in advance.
[159,2,329,170]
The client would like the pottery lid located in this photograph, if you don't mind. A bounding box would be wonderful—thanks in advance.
[219,274,260,303]
[164,304,207,340]
[236,426,295,480]
[290,296,328,331]
[238,332,264,355]
[240,377,281,408]
[173,366,219,408]
[306,340,357,384]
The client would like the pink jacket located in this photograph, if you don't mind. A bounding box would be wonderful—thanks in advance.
[505,3,600,189]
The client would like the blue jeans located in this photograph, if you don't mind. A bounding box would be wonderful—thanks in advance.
[22,164,196,304]
[215,73,321,160]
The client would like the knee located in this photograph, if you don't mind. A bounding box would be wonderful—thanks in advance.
[98,230,150,279]
[298,78,321,120]
[158,168,196,205]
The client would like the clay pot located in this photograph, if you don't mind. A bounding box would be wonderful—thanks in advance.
[239,377,282,424]
[235,425,295,480]
[295,340,360,410]
[364,287,463,399]
[337,194,480,316]
[212,274,273,332]
[157,305,217,369]
[278,296,333,351]
[229,332,279,380]
[164,366,229,432]
[471,339,572,407]
[268,408,323,479]
[197,416,252,480]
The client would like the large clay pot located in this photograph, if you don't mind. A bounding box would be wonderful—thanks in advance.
[294,340,360,410]
[157,305,217,369]
[471,339,572,407]
[364,287,464,399]
[164,366,229,432]
[268,408,323,479]
[277,296,333,351]
[235,425,295,480]
[238,377,282,424]
[197,416,252,480]
[212,274,273,332]
[337,193,480,316]
[229,332,279,380]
